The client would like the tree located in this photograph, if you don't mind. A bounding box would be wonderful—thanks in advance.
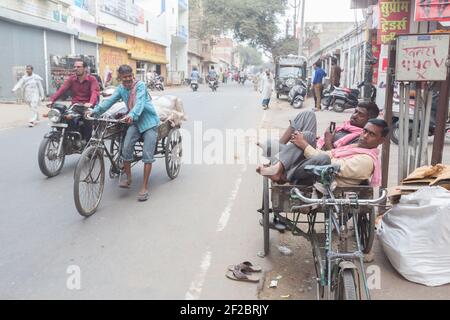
[237,45,263,68]
[198,0,290,61]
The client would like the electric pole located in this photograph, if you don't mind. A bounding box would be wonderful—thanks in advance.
[299,0,306,56]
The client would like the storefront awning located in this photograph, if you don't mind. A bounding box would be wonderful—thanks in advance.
[129,53,168,64]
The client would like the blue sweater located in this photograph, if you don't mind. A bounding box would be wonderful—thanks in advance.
[313,68,327,85]
[93,81,160,133]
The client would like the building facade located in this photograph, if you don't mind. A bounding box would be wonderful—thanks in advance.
[0,0,99,100]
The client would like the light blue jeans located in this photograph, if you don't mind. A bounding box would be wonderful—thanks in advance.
[122,125,158,164]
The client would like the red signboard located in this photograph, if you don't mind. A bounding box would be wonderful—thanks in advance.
[378,0,411,44]
[415,0,450,21]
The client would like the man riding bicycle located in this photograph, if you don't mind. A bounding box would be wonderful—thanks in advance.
[48,59,100,143]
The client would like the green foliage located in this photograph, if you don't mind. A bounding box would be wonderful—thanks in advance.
[237,45,263,68]
[198,0,289,60]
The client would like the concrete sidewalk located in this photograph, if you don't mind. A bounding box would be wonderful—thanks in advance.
[258,96,450,300]
[0,102,49,130]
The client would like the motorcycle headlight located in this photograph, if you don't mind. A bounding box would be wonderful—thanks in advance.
[48,109,61,123]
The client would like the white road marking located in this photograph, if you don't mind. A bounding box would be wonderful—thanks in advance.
[185,101,265,299]
[185,250,212,300]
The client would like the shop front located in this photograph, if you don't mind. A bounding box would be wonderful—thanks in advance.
[98,28,167,86]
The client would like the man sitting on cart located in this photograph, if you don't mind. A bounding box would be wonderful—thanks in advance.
[88,64,160,202]
[258,102,380,182]
[257,119,389,187]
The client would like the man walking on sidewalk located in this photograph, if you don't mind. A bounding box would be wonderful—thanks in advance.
[312,61,326,112]
[12,65,45,127]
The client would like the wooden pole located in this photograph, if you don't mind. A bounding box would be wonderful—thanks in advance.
[381,41,396,189]
[431,41,450,165]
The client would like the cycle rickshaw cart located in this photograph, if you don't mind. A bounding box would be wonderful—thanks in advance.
[73,115,182,217]
[258,165,386,300]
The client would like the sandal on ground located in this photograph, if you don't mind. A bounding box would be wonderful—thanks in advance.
[119,176,131,189]
[228,261,262,273]
[225,268,260,283]
[137,191,149,202]
[28,122,34,127]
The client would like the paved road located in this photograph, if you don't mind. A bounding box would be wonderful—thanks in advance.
[0,83,272,299]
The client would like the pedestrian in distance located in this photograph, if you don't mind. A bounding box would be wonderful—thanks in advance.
[12,65,45,127]
[261,70,273,110]
[312,61,327,112]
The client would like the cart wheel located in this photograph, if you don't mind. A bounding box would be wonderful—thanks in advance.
[109,137,122,179]
[334,269,358,300]
[262,177,270,256]
[165,128,182,180]
[73,146,105,217]
[357,208,375,254]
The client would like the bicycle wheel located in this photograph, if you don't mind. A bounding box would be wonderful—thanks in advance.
[74,146,105,217]
[109,137,122,179]
[357,208,375,254]
[335,269,358,300]
[165,128,182,180]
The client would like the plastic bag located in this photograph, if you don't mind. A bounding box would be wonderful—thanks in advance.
[378,187,450,286]
[152,95,187,126]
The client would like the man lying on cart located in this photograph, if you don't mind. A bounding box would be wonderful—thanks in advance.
[257,118,390,188]
[87,64,160,202]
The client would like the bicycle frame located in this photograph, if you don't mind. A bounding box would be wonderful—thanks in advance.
[289,174,384,300]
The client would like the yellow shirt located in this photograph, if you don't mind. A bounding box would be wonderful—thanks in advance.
[304,145,374,187]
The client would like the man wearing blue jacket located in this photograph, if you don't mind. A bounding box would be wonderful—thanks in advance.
[312,61,327,112]
[90,65,160,202]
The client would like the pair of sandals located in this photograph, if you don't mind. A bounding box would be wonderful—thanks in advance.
[226,261,262,283]
[119,176,149,202]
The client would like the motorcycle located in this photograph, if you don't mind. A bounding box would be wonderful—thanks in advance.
[191,79,199,92]
[208,77,218,92]
[323,81,376,113]
[391,89,450,145]
[147,75,165,91]
[288,80,308,109]
[239,76,247,85]
[38,103,87,177]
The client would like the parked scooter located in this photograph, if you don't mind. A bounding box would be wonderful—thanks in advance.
[147,75,165,91]
[288,80,308,109]
[322,81,376,112]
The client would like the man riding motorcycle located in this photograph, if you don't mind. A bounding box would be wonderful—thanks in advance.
[207,66,219,86]
[48,59,100,143]
[191,67,200,82]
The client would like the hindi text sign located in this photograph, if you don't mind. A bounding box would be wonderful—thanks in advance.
[396,34,450,81]
[378,0,411,45]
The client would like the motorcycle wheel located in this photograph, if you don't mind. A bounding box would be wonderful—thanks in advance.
[38,137,66,178]
[391,122,413,145]
[332,102,345,113]
[293,97,303,109]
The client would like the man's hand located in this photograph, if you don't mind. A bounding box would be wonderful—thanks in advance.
[121,115,133,125]
[84,103,93,109]
[290,131,309,150]
[46,101,53,108]
[323,128,335,150]
[84,110,94,119]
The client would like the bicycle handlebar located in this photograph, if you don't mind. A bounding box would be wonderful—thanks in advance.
[85,114,127,124]
[290,187,387,206]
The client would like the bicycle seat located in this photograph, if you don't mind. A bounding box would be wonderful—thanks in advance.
[304,164,341,178]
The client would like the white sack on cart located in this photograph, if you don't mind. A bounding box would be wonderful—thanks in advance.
[100,94,187,127]
[152,95,187,127]
[378,187,450,286]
